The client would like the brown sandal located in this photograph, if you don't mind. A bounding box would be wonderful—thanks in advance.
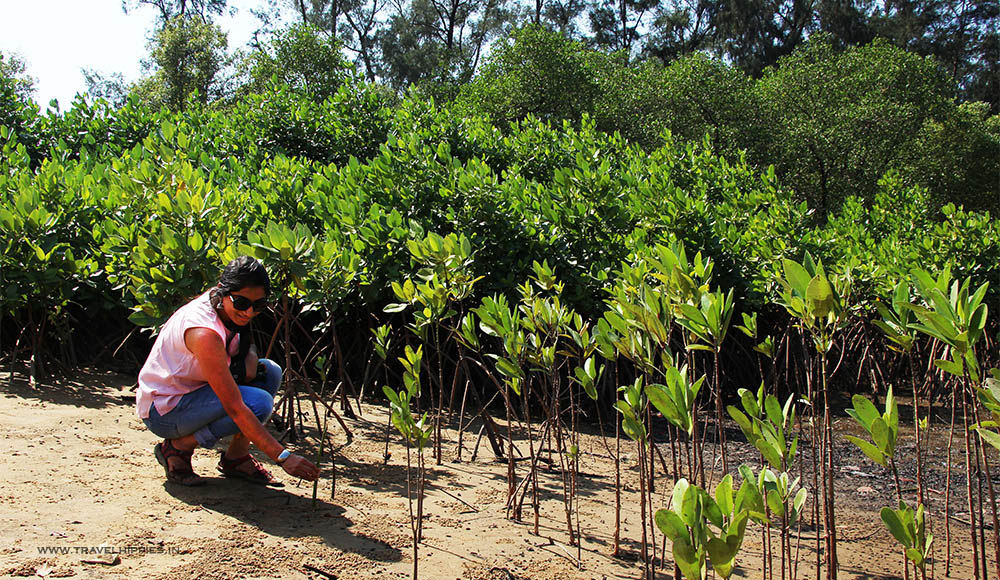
[217,453,284,487]
[154,440,207,486]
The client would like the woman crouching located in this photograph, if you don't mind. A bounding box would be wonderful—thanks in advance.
[136,256,318,486]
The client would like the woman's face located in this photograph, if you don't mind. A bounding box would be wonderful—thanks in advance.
[219,285,268,328]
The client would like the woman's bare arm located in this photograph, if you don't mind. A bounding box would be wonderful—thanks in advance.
[185,327,318,480]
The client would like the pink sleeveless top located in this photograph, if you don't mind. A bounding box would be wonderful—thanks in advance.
[136,291,239,419]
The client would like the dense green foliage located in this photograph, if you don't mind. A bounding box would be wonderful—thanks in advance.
[460,28,999,216]
[1,70,998,372]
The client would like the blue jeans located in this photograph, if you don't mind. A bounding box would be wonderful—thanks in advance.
[143,359,282,449]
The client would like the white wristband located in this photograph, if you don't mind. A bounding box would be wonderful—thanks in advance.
[276,449,291,464]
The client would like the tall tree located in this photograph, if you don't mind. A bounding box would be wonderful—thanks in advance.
[0,51,45,164]
[815,0,877,46]
[378,0,512,89]
[962,24,998,111]
[898,101,1000,213]
[264,0,385,83]
[710,0,814,76]
[752,34,953,217]
[587,0,658,59]
[913,0,998,109]
[521,0,588,37]
[457,24,599,125]
[545,0,589,36]
[132,15,231,110]
[240,23,355,99]
[122,0,229,23]
[341,0,386,82]
[0,52,35,103]
[867,0,999,109]
[286,0,344,35]
[82,69,130,107]
[643,0,718,62]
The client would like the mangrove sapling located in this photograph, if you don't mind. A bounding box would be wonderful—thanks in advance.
[873,280,925,505]
[301,237,362,415]
[971,369,1000,577]
[569,354,603,561]
[844,387,912,579]
[515,262,582,544]
[655,241,714,487]
[454,315,499,462]
[733,313,781,579]
[239,221,319,442]
[882,501,934,580]
[767,469,807,580]
[775,254,851,580]
[906,267,993,578]
[373,324,396,462]
[676,288,735,477]
[654,475,754,580]
[616,377,654,580]
[311,355,336,508]
[597,251,686,562]
[453,312,509,462]
[646,363,705,575]
[471,293,526,520]
[739,464,808,580]
[383,345,433,580]
[844,386,902,500]
[312,404,331,508]
[600,244,716,565]
[481,280,568,535]
[647,364,704,481]
[728,385,802,580]
[385,231,481,465]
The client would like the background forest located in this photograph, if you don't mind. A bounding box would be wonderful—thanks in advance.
[3,0,999,216]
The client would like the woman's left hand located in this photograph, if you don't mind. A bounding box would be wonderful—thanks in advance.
[281,454,320,481]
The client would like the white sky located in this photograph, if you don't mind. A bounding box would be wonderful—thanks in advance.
[0,0,271,108]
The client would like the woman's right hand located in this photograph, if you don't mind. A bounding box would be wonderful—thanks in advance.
[280,453,320,481]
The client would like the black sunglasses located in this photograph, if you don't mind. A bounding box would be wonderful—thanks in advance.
[228,293,269,312]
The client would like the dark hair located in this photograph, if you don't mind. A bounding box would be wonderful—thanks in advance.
[218,256,270,295]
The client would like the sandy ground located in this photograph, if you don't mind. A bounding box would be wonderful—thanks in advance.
[0,368,979,580]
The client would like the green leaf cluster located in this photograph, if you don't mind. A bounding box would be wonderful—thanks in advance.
[904,267,988,381]
[880,501,933,570]
[648,366,703,435]
[844,387,899,468]
[736,464,808,528]
[654,475,755,579]
[382,345,432,449]
[775,254,851,354]
[727,385,798,470]
[615,378,648,444]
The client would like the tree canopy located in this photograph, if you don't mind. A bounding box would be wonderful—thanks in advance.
[458,27,997,216]
[239,23,356,100]
[132,15,231,110]
[8,0,999,220]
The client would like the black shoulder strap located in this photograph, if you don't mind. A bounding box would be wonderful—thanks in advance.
[228,325,254,383]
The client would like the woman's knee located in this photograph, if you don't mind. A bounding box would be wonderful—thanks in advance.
[257,358,282,395]
[241,387,275,422]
